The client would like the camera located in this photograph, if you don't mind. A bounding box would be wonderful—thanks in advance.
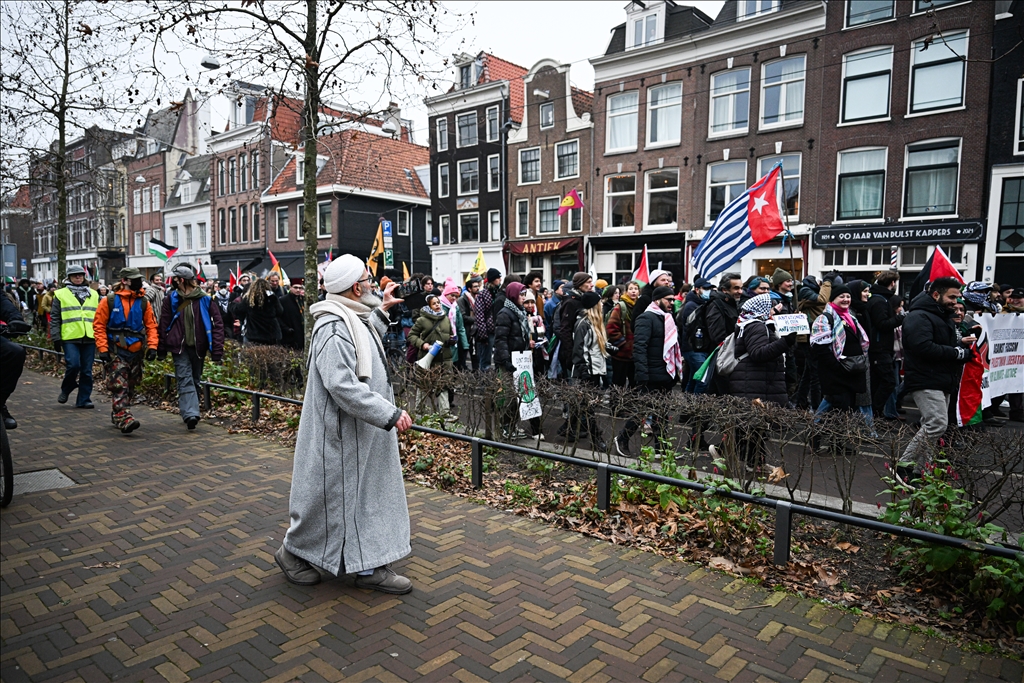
[395,278,423,299]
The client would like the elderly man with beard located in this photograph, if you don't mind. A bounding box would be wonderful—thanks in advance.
[276,254,415,593]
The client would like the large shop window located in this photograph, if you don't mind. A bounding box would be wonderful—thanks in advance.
[459,213,479,242]
[519,148,540,184]
[758,154,801,218]
[606,91,639,153]
[555,140,579,179]
[761,56,805,128]
[998,177,1024,253]
[837,148,886,220]
[605,174,636,228]
[904,139,959,217]
[841,47,892,123]
[458,159,479,195]
[910,31,967,114]
[456,112,477,147]
[710,68,750,136]
[538,197,560,234]
[645,169,678,227]
[846,0,894,27]
[647,83,681,147]
[707,161,746,223]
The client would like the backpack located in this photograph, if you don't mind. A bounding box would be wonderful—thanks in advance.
[685,301,712,352]
[715,325,750,377]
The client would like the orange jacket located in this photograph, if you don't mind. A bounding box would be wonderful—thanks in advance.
[93,286,159,353]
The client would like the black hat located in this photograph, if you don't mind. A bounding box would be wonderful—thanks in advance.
[580,291,601,310]
[830,284,852,301]
[652,285,674,300]
[485,268,502,283]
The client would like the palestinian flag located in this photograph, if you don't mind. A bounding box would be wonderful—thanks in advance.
[909,245,964,297]
[956,334,987,428]
[148,238,178,261]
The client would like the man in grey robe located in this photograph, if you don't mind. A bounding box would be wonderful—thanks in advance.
[275,254,414,593]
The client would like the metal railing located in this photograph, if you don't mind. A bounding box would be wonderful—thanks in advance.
[23,344,1022,565]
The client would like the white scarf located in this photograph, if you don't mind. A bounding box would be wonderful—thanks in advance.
[309,294,383,380]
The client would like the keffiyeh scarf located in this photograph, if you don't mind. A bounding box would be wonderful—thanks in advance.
[738,293,774,327]
[644,302,683,379]
[810,302,869,361]
[964,281,998,313]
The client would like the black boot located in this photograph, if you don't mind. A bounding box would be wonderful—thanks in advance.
[1,405,16,430]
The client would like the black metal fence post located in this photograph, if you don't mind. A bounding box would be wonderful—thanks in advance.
[471,438,482,489]
[202,383,211,412]
[164,374,172,394]
[774,501,792,567]
[252,394,261,423]
[597,463,611,511]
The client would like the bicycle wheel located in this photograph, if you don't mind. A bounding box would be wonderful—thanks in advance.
[0,420,12,508]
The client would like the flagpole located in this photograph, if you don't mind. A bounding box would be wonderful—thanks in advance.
[778,164,798,279]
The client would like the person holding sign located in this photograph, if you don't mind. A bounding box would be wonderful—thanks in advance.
[494,282,537,439]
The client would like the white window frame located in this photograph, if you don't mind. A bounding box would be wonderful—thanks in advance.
[436,117,449,152]
[438,163,450,198]
[605,173,637,231]
[134,232,142,256]
[133,189,142,215]
[425,209,433,244]
[736,0,780,20]
[217,160,225,196]
[708,68,751,138]
[229,157,237,193]
[317,200,333,238]
[239,154,248,192]
[646,83,682,148]
[184,222,193,251]
[705,161,748,226]
[643,168,679,229]
[839,46,893,125]
[626,6,664,50]
[569,207,582,233]
[295,157,304,185]
[240,204,249,242]
[516,199,529,236]
[759,55,806,130]
[251,151,260,188]
[758,153,802,221]
[396,208,410,236]
[489,210,501,241]
[250,205,259,243]
[845,1,895,29]
[537,196,561,234]
[900,137,962,220]
[912,0,971,15]
[181,183,192,204]
[276,206,289,241]
[456,111,478,148]
[167,224,178,247]
[1015,79,1024,156]
[539,102,554,130]
[605,91,639,154]
[554,140,580,180]
[518,147,541,185]
[907,30,968,117]
[457,158,479,196]
[151,185,159,211]
[485,106,500,142]
[487,154,501,192]
[440,214,452,244]
[198,221,206,249]
[458,212,480,243]
[835,146,888,223]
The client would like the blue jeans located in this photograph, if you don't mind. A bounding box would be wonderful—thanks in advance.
[682,351,708,394]
[815,398,875,431]
[476,334,494,372]
[61,341,95,406]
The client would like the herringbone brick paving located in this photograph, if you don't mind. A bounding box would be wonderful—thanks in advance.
[1,371,1020,682]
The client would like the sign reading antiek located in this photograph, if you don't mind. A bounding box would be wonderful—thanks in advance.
[812,222,983,248]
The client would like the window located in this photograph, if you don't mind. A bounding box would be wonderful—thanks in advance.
[510,255,528,274]
[251,206,259,242]
[459,213,479,242]
[396,208,409,236]
[538,198,560,234]
[229,207,238,243]
[440,214,452,244]
[997,178,1024,253]
[632,14,657,47]
[569,208,582,232]
[133,189,142,214]
[824,249,844,267]
[941,244,963,263]
[915,0,963,11]
[239,154,247,192]
[737,0,779,19]
[276,207,288,241]
[837,148,886,220]
[142,187,151,213]
[240,205,248,242]
[519,148,540,184]
[488,154,501,191]
[295,157,304,185]
[143,231,150,254]
[167,225,178,247]
[902,246,928,266]
[516,199,529,236]
[841,47,892,123]
[486,106,499,142]
[152,186,160,211]
[251,151,260,188]
[489,210,501,240]
[199,222,207,250]
[904,139,960,216]
[436,118,449,152]
[218,160,225,196]
[184,223,193,251]
[606,91,638,152]
[297,204,305,238]
[319,201,333,238]
[846,0,894,27]
[647,83,682,147]
[910,31,967,114]
[871,248,887,265]
[761,56,805,128]
[707,161,747,223]
[182,183,192,204]
[134,232,142,256]
[456,112,477,147]
[645,169,678,227]
[438,164,450,198]
[539,102,554,129]
[426,210,432,244]
[709,69,750,136]
[555,140,579,179]
[1016,80,1024,155]
[229,157,237,194]
[218,209,226,244]
[458,159,479,195]
[848,249,870,266]
[758,154,801,218]
[605,174,636,228]
[459,64,473,89]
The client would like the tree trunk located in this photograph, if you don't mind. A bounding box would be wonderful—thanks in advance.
[55,0,71,283]
[301,0,321,356]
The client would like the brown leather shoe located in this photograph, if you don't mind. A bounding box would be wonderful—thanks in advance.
[275,544,321,586]
[354,565,412,594]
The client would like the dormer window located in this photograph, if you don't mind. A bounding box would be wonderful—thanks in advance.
[625,1,666,50]
[182,183,192,204]
[460,64,473,89]
[736,0,780,20]
[634,15,656,47]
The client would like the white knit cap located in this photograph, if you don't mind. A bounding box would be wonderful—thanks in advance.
[323,254,368,294]
[649,269,671,284]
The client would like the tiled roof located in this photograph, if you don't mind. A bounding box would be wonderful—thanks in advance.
[165,155,211,209]
[252,95,412,146]
[571,87,594,116]
[605,4,714,55]
[479,53,529,123]
[10,184,31,209]
[265,129,429,200]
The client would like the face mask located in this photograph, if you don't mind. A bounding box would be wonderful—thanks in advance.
[700,290,710,300]
[219,288,228,295]
[129,278,143,292]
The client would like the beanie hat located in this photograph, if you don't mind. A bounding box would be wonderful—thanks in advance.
[322,254,367,294]
[648,269,671,285]
[572,271,592,290]
[505,281,526,302]
[441,278,461,298]
[651,285,674,301]
[553,279,565,292]
[485,267,502,283]
[595,278,609,290]
[771,268,794,288]
[830,284,852,302]
[581,291,601,310]
[523,289,536,302]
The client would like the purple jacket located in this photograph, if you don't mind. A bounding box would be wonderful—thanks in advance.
[157,291,225,361]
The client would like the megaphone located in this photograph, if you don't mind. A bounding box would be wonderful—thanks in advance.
[415,341,444,370]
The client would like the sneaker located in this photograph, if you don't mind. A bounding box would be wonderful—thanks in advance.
[594,439,608,453]
[354,565,412,594]
[120,419,141,435]
[185,416,199,430]
[275,544,321,586]
[892,463,919,490]
[77,401,94,409]
[1,405,16,430]
[614,433,631,457]
[503,428,528,440]
[57,391,69,404]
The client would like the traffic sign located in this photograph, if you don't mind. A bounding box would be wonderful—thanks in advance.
[384,249,394,268]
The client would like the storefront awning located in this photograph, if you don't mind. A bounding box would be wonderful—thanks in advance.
[503,237,582,255]
[812,221,984,249]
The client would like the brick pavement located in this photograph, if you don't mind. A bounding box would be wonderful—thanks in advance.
[1,370,1020,683]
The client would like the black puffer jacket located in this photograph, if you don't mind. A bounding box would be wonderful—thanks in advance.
[812,310,867,409]
[236,291,283,345]
[705,290,739,347]
[902,292,967,395]
[865,284,903,358]
[493,303,528,371]
[726,320,789,406]
[632,309,676,385]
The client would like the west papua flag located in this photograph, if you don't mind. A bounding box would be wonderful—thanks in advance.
[909,245,964,297]
[692,163,787,281]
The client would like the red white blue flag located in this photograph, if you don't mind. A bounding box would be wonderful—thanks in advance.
[692,163,786,280]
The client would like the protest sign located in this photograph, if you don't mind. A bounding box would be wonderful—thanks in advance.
[977,314,1024,407]
[512,351,543,420]
[773,313,810,336]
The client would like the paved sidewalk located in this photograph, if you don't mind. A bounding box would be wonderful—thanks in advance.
[1,371,1019,683]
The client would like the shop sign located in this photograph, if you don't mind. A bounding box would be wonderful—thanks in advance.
[505,237,581,255]
[812,221,983,248]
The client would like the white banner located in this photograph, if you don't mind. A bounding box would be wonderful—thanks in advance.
[978,313,1024,408]
[512,351,543,421]
[773,313,810,336]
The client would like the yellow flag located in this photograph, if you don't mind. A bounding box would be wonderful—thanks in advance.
[471,248,486,276]
[402,262,410,280]
[367,221,385,276]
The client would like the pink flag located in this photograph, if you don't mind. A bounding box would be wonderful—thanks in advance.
[557,189,584,217]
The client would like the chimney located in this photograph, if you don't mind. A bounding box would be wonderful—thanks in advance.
[382,102,402,139]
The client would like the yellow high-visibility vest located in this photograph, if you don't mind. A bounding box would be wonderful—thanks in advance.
[53,287,99,341]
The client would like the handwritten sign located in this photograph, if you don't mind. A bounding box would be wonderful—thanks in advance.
[773,314,810,336]
[978,313,1024,407]
[512,351,542,420]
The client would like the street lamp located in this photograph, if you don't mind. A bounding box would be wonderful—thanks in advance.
[200,55,221,70]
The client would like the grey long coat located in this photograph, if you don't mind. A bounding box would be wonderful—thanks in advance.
[283,307,410,575]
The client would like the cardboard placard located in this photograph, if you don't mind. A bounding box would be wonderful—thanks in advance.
[512,351,543,421]
[773,313,810,336]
